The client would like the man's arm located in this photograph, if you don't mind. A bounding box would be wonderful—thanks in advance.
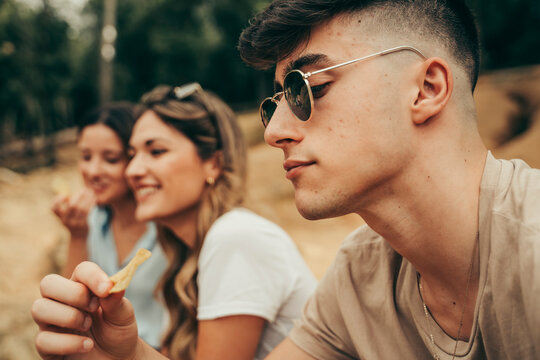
[265,338,318,360]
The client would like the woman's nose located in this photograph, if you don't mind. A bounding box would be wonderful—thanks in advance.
[83,158,103,177]
[125,154,145,179]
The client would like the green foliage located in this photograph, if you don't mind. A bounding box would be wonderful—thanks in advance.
[0,0,72,143]
[111,0,273,105]
[71,0,274,111]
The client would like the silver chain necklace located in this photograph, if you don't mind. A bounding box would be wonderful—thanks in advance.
[419,232,478,360]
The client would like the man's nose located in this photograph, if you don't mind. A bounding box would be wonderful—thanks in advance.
[263,100,304,148]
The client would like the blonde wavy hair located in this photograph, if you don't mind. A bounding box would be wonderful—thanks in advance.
[138,84,247,359]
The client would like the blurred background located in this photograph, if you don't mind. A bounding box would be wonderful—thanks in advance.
[0,0,539,359]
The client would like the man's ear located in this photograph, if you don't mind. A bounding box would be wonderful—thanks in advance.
[411,57,453,125]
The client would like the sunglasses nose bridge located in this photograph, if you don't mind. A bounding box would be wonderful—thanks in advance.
[271,92,283,104]
[263,96,305,148]
[260,92,285,127]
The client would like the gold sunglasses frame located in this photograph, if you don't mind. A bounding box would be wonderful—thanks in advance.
[259,45,427,127]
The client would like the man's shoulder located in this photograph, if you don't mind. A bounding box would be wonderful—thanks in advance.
[481,158,540,354]
[490,154,540,191]
[330,224,398,276]
[482,155,540,275]
[490,156,540,228]
[504,156,540,189]
[340,224,388,251]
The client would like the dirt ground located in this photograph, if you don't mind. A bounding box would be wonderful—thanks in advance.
[1,65,539,359]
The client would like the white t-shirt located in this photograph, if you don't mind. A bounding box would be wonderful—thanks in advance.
[197,208,317,359]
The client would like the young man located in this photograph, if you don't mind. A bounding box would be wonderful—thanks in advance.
[239,0,540,359]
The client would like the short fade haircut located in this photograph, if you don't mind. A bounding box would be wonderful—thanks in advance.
[238,0,480,90]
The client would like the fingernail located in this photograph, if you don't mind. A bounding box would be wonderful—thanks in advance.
[83,315,92,330]
[82,338,93,351]
[88,296,99,312]
[98,282,110,295]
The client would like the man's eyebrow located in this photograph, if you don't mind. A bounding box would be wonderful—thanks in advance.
[285,53,331,75]
[274,53,331,92]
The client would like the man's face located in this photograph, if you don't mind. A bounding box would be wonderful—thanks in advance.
[265,16,418,219]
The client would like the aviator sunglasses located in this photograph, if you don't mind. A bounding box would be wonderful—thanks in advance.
[259,45,427,127]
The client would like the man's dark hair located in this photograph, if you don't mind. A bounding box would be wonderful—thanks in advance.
[238,0,480,90]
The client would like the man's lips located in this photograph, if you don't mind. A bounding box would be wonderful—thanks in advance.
[283,159,316,179]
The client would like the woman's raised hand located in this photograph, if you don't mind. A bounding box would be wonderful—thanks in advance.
[51,189,95,240]
[31,261,140,360]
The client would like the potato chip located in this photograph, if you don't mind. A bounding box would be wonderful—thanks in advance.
[51,177,71,197]
[109,248,152,293]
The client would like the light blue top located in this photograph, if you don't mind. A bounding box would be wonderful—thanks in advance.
[87,206,168,349]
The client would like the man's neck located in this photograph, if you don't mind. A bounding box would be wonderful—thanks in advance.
[357,136,487,290]
[357,137,487,338]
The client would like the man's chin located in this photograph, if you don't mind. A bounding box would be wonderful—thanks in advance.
[296,202,332,221]
[295,196,349,220]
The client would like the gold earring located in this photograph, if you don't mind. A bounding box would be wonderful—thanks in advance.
[206,177,215,186]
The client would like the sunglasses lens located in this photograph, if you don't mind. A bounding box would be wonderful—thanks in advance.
[284,71,311,121]
[260,98,277,127]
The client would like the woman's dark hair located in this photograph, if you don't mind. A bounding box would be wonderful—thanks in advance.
[77,102,137,150]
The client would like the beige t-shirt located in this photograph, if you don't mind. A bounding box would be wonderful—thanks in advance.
[289,152,540,359]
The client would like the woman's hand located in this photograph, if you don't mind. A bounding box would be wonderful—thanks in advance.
[51,189,95,240]
[31,261,140,360]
